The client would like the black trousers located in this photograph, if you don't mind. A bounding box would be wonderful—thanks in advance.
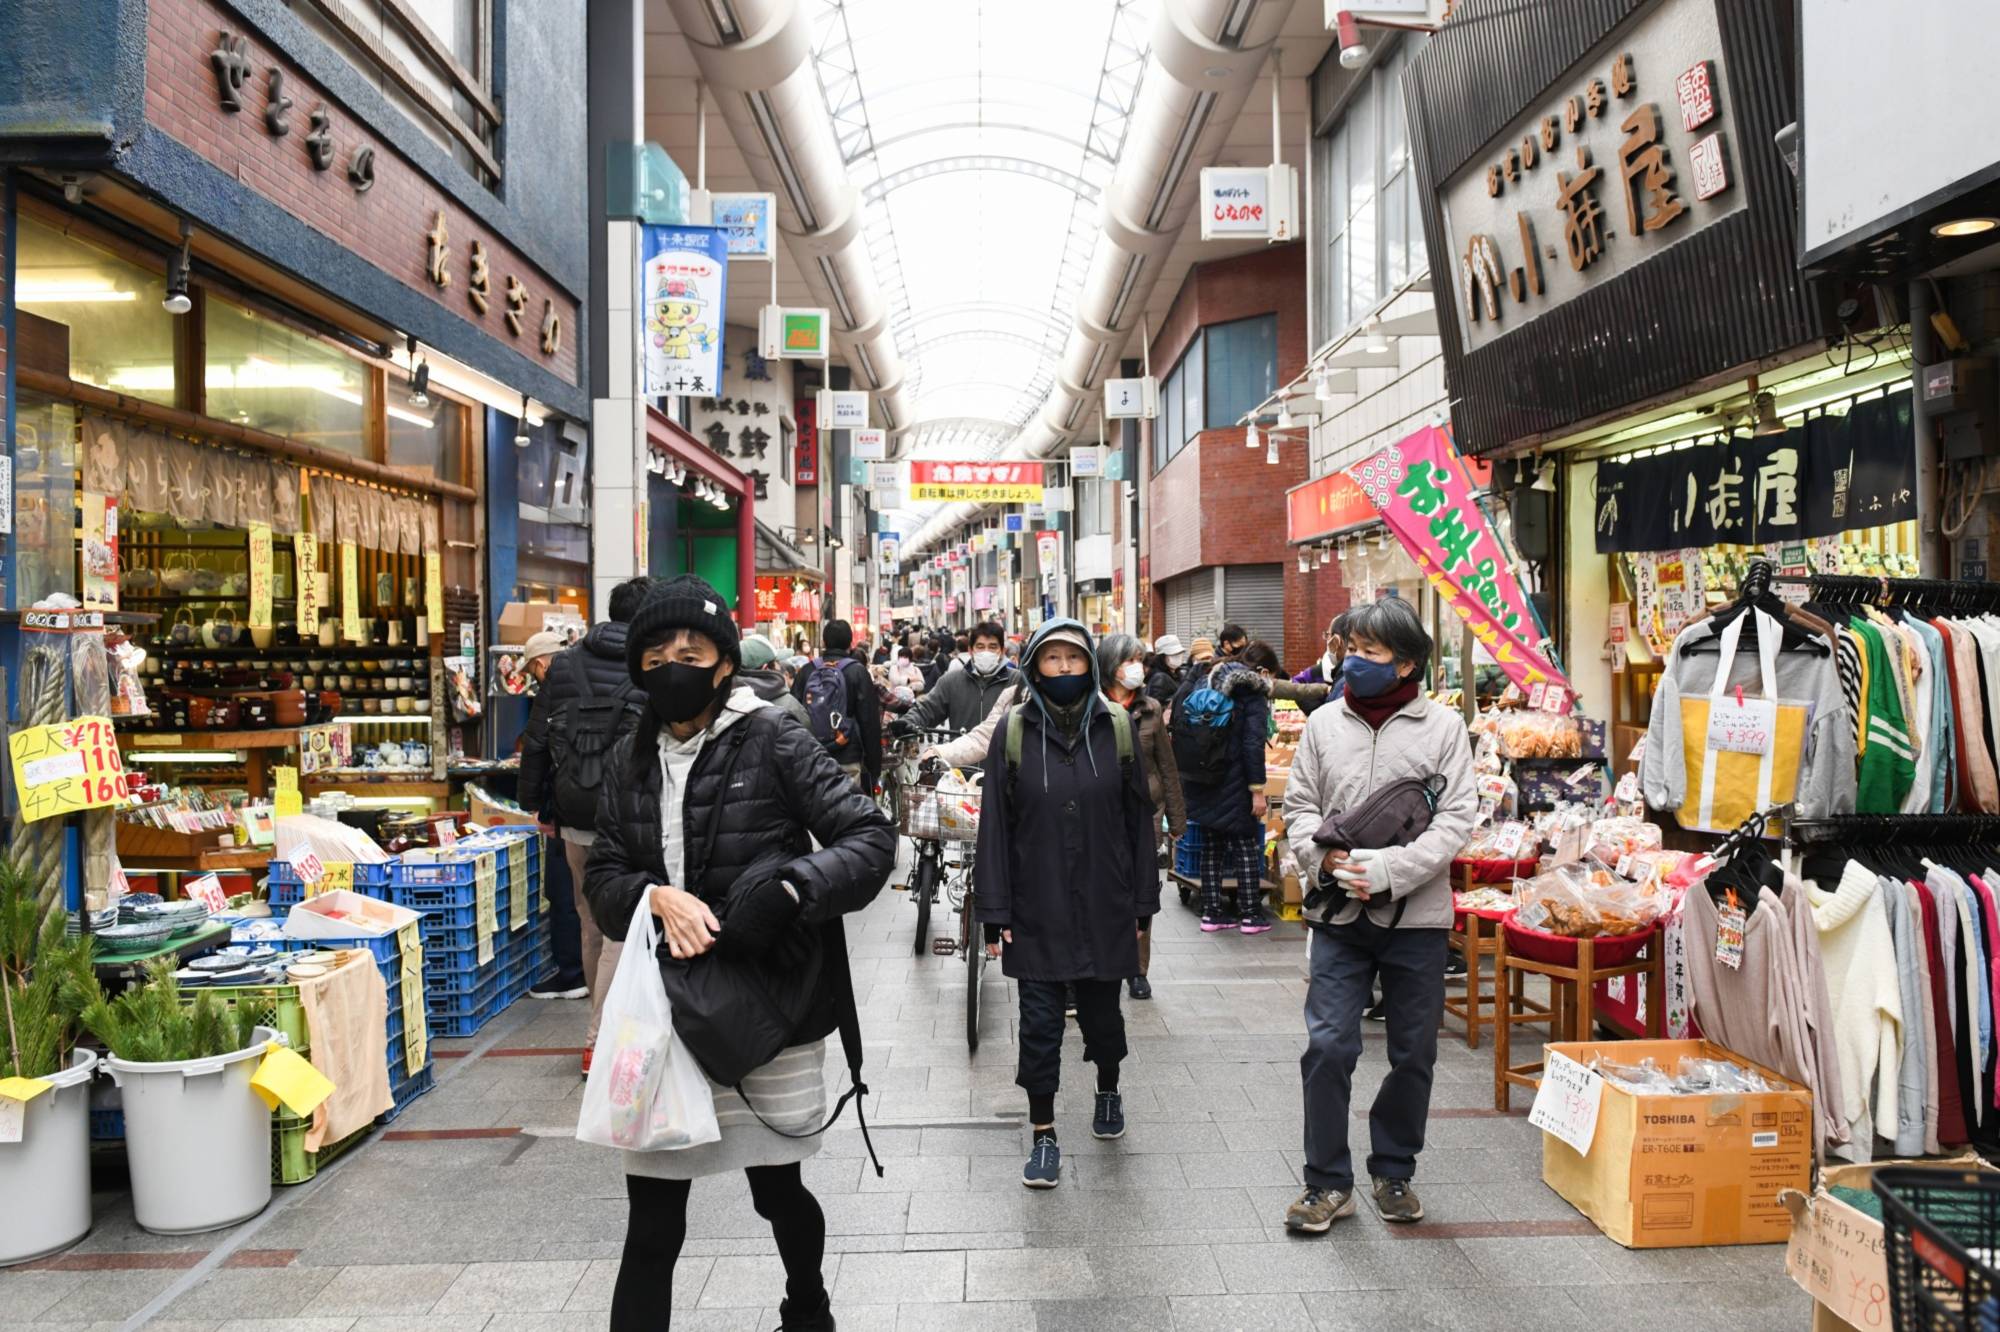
[610,1165,824,1330]
[1016,977,1127,1106]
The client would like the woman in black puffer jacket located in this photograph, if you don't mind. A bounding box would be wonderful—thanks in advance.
[586,575,894,1332]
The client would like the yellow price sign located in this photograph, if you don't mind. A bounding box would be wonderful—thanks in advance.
[425,552,445,634]
[297,537,320,637]
[9,717,130,824]
[339,542,362,643]
[249,1044,334,1117]
[248,522,273,629]
[273,765,301,818]
[308,861,353,898]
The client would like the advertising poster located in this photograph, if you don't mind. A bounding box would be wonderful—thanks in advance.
[911,461,1045,503]
[80,493,118,611]
[640,225,729,397]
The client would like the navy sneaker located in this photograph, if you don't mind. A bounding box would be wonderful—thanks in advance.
[1023,1132,1061,1189]
[1092,1092,1125,1140]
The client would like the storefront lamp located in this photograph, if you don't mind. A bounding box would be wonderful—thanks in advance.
[1531,458,1558,493]
[1275,406,1295,432]
[1363,319,1389,355]
[1335,540,1348,562]
[405,337,430,408]
[1245,420,1261,451]
[1297,546,1311,573]
[1752,392,1787,437]
[162,223,193,316]
[1265,432,1281,465]
[514,393,533,448]
[1335,11,1369,68]
[1934,217,2000,238]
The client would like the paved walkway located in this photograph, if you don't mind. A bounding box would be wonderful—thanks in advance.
[3,858,1813,1331]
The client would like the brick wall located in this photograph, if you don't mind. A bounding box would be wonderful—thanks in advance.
[145,0,580,387]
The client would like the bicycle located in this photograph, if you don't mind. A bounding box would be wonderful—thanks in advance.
[896,756,987,1051]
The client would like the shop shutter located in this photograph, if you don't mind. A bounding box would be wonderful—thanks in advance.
[1223,563,1286,664]
[1160,570,1216,644]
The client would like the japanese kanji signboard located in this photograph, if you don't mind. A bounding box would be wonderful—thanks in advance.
[640,225,729,397]
[908,461,1045,503]
[9,717,129,823]
[1592,390,1918,552]
[1440,0,1744,353]
[1346,427,1574,710]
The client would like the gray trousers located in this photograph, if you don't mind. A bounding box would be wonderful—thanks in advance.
[1300,918,1446,1192]
[568,837,621,1048]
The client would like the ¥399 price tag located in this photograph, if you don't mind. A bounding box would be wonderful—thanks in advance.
[1705,696,1776,756]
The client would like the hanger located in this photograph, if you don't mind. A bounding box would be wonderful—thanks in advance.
[1685,560,1830,657]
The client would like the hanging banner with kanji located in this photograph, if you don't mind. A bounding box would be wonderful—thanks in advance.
[9,717,130,823]
[1345,426,1574,710]
[908,461,1044,503]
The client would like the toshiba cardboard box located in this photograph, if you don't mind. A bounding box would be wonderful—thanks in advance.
[1782,1154,1998,1332]
[1537,1039,1813,1248]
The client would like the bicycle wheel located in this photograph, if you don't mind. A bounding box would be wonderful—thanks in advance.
[911,847,938,958]
[964,887,982,1053]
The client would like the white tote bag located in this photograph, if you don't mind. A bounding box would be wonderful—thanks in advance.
[576,895,721,1152]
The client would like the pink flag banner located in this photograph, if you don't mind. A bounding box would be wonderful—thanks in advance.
[1344,425,1575,711]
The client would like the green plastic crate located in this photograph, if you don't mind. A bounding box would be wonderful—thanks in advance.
[182,983,310,1055]
[273,1110,370,1185]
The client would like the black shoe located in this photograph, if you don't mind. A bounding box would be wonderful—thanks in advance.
[1128,975,1152,1000]
[1363,998,1388,1022]
[1444,953,1467,980]
[776,1288,835,1330]
[1064,984,1077,1019]
[1092,1091,1126,1140]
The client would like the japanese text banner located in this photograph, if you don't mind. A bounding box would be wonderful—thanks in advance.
[908,460,1044,503]
[1345,426,1574,710]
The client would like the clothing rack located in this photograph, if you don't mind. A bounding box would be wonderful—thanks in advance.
[1773,572,2000,615]
[1786,814,2000,847]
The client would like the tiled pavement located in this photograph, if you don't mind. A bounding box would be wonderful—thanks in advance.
[4,856,1812,1331]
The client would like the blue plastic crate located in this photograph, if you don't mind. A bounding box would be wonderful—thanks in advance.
[1173,841,1201,877]
[427,966,509,1009]
[268,934,405,1003]
[427,999,505,1038]
[378,1063,435,1123]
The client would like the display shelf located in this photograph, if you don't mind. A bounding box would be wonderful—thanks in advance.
[115,823,268,874]
[301,778,451,797]
[149,644,438,659]
[119,729,303,749]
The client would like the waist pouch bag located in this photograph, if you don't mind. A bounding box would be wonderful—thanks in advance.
[1304,774,1445,927]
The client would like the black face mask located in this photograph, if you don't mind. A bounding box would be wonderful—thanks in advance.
[1038,672,1091,706]
[644,661,726,725]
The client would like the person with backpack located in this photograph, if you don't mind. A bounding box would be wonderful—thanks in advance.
[584,574,894,1332]
[1174,640,1277,934]
[519,576,655,1070]
[974,619,1159,1189]
[1099,633,1185,1001]
[1277,597,1476,1233]
[790,619,882,791]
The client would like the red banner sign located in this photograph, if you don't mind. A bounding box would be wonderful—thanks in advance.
[794,393,819,485]
[1287,470,1377,544]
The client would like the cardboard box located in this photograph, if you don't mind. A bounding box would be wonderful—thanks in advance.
[496,600,583,645]
[1540,1039,1813,1248]
[1782,1153,1996,1332]
[282,889,419,940]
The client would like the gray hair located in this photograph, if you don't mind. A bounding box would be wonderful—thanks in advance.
[1096,632,1144,680]
[1342,596,1433,675]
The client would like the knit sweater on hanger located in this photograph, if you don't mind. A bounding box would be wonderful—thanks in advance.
[1881,875,1931,1155]
[1805,864,1904,1159]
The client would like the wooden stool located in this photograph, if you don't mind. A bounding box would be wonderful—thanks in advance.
[1493,919,1664,1111]
[1445,907,1552,1049]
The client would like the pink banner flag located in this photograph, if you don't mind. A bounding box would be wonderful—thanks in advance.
[1344,426,1575,711]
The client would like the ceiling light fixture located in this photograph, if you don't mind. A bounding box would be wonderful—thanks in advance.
[1297,545,1311,573]
[1276,406,1295,432]
[1532,457,1558,493]
[1245,420,1261,451]
[1933,217,2000,238]
[514,394,532,448]
[1265,432,1280,465]
[405,335,430,408]
[1335,539,1349,562]
[162,222,193,316]
[1363,319,1389,354]
[1752,391,1788,436]
[1335,10,1369,69]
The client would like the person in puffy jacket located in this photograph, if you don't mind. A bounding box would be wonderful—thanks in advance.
[1276,596,1475,1237]
[519,576,654,1047]
[586,575,895,1332]
[975,619,1158,1190]
[739,633,809,725]
[1177,645,1276,935]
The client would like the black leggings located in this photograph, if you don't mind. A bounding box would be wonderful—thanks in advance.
[609,1164,826,1331]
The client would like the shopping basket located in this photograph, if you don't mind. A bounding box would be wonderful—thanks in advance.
[1873,1167,2000,1330]
[897,778,982,843]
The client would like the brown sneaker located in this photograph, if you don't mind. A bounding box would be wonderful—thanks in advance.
[1372,1176,1424,1223]
[1283,1186,1355,1234]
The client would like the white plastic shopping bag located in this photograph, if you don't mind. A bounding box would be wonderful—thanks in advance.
[576,895,720,1151]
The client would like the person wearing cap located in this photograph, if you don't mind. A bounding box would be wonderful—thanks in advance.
[1146,634,1187,709]
[974,619,1159,1189]
[739,633,810,726]
[519,579,656,1034]
[585,575,895,1332]
[521,630,565,685]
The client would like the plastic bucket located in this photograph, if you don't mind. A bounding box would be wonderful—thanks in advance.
[104,1028,277,1235]
[0,1048,98,1266]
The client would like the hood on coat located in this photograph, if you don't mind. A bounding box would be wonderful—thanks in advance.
[1210,660,1272,698]
[737,666,791,705]
[582,620,630,660]
[1020,619,1100,702]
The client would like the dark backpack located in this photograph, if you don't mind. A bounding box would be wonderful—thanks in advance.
[550,666,646,830]
[804,658,858,756]
[1171,681,1237,783]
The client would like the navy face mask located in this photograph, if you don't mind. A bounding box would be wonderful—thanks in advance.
[1341,654,1403,699]
[1038,672,1092,706]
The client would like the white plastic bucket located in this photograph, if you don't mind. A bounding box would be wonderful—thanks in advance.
[104,1028,277,1235]
[0,1048,98,1265]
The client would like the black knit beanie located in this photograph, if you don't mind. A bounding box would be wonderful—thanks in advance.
[625,574,742,683]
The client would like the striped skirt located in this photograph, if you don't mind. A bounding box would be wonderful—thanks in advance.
[624,1038,828,1180]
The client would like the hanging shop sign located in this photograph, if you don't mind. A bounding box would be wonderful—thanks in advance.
[909,461,1045,503]
[761,306,831,360]
[1347,425,1574,708]
[1440,4,1745,355]
[640,225,729,396]
[822,391,869,430]
[1104,377,1157,420]
[1592,390,1917,553]
[1199,166,1272,239]
[1286,469,1377,544]
[852,428,888,461]
[878,534,900,567]
[973,586,996,611]
[708,192,776,259]
[794,391,819,484]
[1070,447,1102,479]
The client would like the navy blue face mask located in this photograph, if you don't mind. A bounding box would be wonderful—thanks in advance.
[1038,672,1092,706]
[1341,654,1404,699]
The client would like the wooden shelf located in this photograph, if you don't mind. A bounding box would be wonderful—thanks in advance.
[301,778,450,797]
[119,728,304,749]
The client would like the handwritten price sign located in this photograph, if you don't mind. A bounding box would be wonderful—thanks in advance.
[9,717,130,823]
[1705,696,1776,756]
[1528,1050,1604,1156]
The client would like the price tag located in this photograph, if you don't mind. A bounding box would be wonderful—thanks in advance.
[1705,695,1777,756]
[1527,682,1547,709]
[1540,685,1569,714]
[1528,1050,1604,1155]
[294,851,326,887]
[1608,602,1630,645]
[273,766,301,819]
[1492,821,1528,859]
[425,552,445,634]
[248,522,273,629]
[340,543,362,643]
[1615,853,1634,879]
[1716,893,1747,970]
[296,537,320,638]
[316,862,353,898]
[8,717,130,823]
[436,820,458,848]
[1564,763,1598,789]
[186,872,227,914]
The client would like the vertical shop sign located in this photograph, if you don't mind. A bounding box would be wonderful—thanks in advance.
[639,225,729,396]
[1347,425,1574,708]
[297,537,320,638]
[339,542,362,642]
[795,392,819,485]
[425,552,445,633]
[247,522,273,629]
[80,493,118,611]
